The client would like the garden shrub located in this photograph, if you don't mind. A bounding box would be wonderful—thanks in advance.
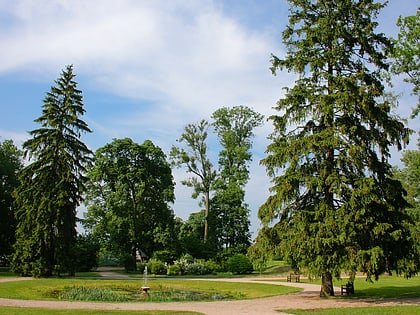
[184,263,209,275]
[226,254,253,274]
[121,254,136,272]
[148,259,167,275]
[204,259,221,273]
[167,264,181,276]
[152,250,176,264]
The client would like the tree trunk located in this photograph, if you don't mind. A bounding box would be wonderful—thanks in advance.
[320,272,334,297]
[204,190,209,240]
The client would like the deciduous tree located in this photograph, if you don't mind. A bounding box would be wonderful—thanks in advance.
[0,140,23,265]
[170,120,215,241]
[211,106,263,252]
[391,8,420,117]
[258,0,417,297]
[84,138,175,265]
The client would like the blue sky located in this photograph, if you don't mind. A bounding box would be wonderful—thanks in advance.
[0,0,418,237]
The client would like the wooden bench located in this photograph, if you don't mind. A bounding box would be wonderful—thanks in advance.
[287,273,300,282]
[341,282,354,295]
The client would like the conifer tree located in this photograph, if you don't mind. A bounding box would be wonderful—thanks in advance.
[11,65,92,277]
[258,0,418,296]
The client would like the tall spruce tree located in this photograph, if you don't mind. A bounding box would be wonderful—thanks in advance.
[258,0,418,296]
[11,65,92,277]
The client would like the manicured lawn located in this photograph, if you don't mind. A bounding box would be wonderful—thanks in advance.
[0,278,301,302]
[0,307,202,315]
[336,275,420,299]
[281,306,420,314]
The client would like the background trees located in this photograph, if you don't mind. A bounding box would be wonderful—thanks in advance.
[170,120,215,241]
[391,8,419,116]
[0,140,23,265]
[171,106,263,257]
[11,65,92,277]
[211,106,263,253]
[84,138,176,266]
[258,0,417,297]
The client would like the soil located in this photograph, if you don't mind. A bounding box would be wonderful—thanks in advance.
[0,271,419,315]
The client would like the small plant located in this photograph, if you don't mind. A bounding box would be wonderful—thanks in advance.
[226,254,253,274]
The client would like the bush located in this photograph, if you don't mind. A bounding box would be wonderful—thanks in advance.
[184,263,209,275]
[121,254,136,272]
[167,264,181,276]
[204,259,221,273]
[148,259,167,275]
[226,254,253,274]
[152,250,176,264]
[74,235,99,272]
[174,253,194,272]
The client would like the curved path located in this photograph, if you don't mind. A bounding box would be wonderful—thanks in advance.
[0,274,419,315]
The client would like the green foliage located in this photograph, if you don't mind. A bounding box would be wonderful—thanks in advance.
[166,264,181,276]
[391,8,420,117]
[170,120,215,241]
[59,286,127,302]
[84,138,175,266]
[147,259,167,275]
[248,226,280,273]
[11,65,92,277]
[0,140,23,265]
[258,0,417,296]
[121,254,136,273]
[210,106,263,252]
[74,234,99,272]
[226,254,253,274]
[203,259,221,273]
[152,250,177,264]
[184,263,210,275]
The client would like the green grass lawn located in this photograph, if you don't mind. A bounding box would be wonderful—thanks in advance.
[0,307,202,315]
[281,306,420,315]
[0,278,301,302]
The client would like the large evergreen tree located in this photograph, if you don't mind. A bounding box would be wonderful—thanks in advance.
[0,140,23,265]
[258,0,417,296]
[11,65,92,277]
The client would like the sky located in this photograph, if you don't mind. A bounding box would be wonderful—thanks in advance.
[0,0,418,238]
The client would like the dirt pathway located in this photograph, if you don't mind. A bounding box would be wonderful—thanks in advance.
[0,273,419,315]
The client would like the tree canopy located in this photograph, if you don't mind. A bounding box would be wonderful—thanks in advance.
[170,120,215,241]
[391,7,420,117]
[258,0,418,297]
[0,140,23,264]
[84,138,176,264]
[211,106,263,252]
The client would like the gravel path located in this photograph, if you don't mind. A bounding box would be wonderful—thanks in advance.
[0,273,419,314]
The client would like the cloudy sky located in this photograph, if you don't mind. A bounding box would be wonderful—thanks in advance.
[0,0,418,237]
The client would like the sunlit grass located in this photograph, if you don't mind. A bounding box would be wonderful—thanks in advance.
[0,307,202,315]
[0,278,301,302]
[281,306,420,315]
